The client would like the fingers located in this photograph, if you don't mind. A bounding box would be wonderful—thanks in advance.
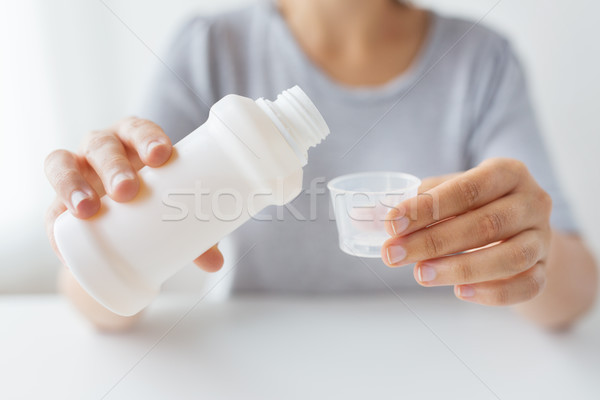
[193,245,224,273]
[382,193,538,266]
[82,130,139,202]
[115,117,172,168]
[44,150,100,218]
[454,262,547,306]
[45,117,173,266]
[413,229,547,286]
[79,118,172,202]
[385,158,527,237]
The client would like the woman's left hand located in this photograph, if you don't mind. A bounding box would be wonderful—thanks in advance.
[382,157,553,306]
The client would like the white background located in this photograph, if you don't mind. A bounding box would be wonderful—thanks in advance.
[1,0,598,293]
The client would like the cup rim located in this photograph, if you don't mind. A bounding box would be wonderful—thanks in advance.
[327,171,421,195]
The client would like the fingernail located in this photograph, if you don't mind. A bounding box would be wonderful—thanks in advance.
[386,245,406,265]
[391,216,409,235]
[418,264,436,282]
[146,140,164,156]
[111,172,134,191]
[458,285,475,298]
[70,190,90,211]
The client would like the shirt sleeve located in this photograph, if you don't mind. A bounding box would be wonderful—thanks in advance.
[134,17,217,144]
[466,39,578,233]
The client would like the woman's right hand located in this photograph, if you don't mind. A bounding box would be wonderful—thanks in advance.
[44,117,224,274]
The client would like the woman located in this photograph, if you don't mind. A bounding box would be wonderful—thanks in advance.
[44,0,597,330]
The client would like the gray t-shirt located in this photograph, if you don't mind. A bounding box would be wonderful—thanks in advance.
[138,1,577,293]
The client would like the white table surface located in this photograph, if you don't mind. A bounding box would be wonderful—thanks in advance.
[1,291,599,400]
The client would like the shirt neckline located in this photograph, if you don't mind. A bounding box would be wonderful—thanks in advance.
[266,0,443,104]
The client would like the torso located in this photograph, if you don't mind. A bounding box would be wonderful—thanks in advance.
[144,1,541,293]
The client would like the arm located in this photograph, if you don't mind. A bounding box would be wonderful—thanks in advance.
[44,17,224,330]
[394,36,599,327]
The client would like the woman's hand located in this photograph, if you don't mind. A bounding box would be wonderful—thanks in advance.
[382,158,553,306]
[44,117,224,273]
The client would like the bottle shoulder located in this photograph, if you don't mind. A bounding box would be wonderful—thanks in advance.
[206,93,304,180]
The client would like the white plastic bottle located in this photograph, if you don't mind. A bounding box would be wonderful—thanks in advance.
[54,86,329,316]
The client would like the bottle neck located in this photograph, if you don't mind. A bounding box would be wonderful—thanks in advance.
[255,86,330,166]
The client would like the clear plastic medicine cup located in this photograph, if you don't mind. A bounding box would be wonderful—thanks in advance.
[328,172,421,258]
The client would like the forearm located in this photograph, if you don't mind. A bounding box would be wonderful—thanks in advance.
[515,230,598,329]
[58,266,143,332]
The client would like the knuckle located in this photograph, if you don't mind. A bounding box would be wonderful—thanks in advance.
[124,117,158,132]
[493,287,511,305]
[494,158,527,183]
[478,212,504,242]
[418,193,436,221]
[423,231,445,258]
[509,242,538,269]
[455,178,481,208]
[454,262,474,283]
[84,131,114,153]
[503,158,526,174]
[44,149,69,169]
[102,154,128,171]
